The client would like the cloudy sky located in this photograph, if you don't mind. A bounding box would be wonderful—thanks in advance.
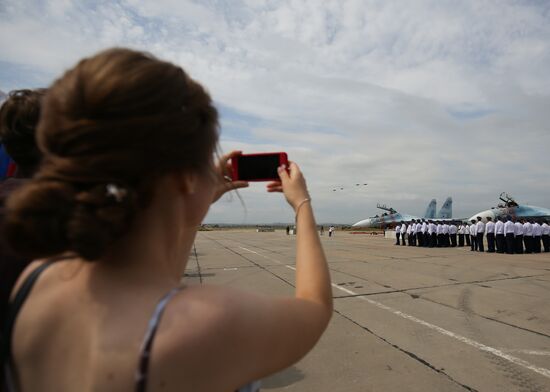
[1,0,549,224]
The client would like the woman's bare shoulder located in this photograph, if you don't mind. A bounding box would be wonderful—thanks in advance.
[10,259,51,300]
[158,283,276,352]
[10,256,82,300]
[166,284,262,328]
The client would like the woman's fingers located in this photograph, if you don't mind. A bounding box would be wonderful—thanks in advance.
[225,180,249,191]
[277,164,290,182]
[219,150,242,177]
[266,181,283,193]
[220,150,242,164]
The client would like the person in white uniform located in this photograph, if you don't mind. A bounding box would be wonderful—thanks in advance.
[457,223,465,247]
[436,223,443,248]
[495,216,505,253]
[421,220,428,247]
[428,220,435,248]
[513,218,524,254]
[504,216,515,254]
[542,220,550,252]
[523,219,533,254]
[401,221,407,246]
[395,223,401,245]
[469,220,477,251]
[485,217,495,253]
[416,220,423,247]
[476,216,485,252]
[532,220,542,253]
[441,222,449,247]
[449,222,458,247]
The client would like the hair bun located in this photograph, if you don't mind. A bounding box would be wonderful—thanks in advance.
[4,180,76,258]
[5,180,139,261]
[67,184,138,261]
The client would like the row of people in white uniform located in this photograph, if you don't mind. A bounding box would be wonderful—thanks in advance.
[468,216,549,254]
[395,220,463,248]
[395,217,550,254]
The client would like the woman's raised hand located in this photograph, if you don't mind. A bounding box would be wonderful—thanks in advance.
[266,162,310,211]
[211,150,249,203]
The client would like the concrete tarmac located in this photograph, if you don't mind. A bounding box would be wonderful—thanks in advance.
[187,230,550,392]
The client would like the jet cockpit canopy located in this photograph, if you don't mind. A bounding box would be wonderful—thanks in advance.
[498,192,519,208]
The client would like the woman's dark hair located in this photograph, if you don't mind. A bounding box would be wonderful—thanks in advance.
[0,89,46,176]
[4,48,219,261]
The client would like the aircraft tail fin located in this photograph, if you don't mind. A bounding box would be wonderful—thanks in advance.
[437,197,453,219]
[423,199,437,219]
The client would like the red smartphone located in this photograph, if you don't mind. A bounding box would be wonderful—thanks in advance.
[231,152,288,181]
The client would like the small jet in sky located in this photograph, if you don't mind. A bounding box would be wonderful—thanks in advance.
[352,197,453,228]
[468,193,550,222]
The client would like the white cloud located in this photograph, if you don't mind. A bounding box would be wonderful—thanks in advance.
[1,0,549,223]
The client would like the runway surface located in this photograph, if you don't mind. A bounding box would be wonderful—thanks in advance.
[187,230,550,392]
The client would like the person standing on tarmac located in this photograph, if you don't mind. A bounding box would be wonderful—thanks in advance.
[395,223,401,246]
[469,220,477,251]
[458,223,465,247]
[542,220,550,252]
[449,222,457,247]
[415,219,421,246]
[426,220,434,248]
[442,221,450,247]
[406,221,413,246]
[410,219,417,246]
[495,216,505,253]
[532,220,542,253]
[420,219,429,248]
[436,222,444,248]
[485,217,495,253]
[523,219,533,254]
[514,218,524,254]
[476,217,485,252]
[504,216,516,254]
[416,220,423,247]
[401,221,407,246]
[465,222,471,247]
[416,219,422,246]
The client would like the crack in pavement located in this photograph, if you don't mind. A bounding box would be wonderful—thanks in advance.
[332,309,479,392]
[419,296,550,340]
[329,266,547,299]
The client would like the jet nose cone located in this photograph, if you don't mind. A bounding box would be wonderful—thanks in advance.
[352,218,371,227]
[468,210,495,223]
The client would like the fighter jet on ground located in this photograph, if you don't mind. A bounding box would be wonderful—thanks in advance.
[352,197,453,228]
[468,193,550,222]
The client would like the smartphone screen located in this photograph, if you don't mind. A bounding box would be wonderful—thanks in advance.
[233,153,286,181]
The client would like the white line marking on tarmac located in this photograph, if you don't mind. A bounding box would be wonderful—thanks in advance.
[237,244,550,378]
[333,283,550,379]
[284,258,550,379]
[239,247,283,264]
[500,349,550,356]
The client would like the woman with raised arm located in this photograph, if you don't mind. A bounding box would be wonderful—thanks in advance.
[1,48,332,392]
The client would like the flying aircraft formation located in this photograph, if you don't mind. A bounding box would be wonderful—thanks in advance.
[331,183,368,192]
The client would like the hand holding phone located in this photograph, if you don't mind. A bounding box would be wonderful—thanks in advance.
[211,150,249,203]
[268,162,310,211]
